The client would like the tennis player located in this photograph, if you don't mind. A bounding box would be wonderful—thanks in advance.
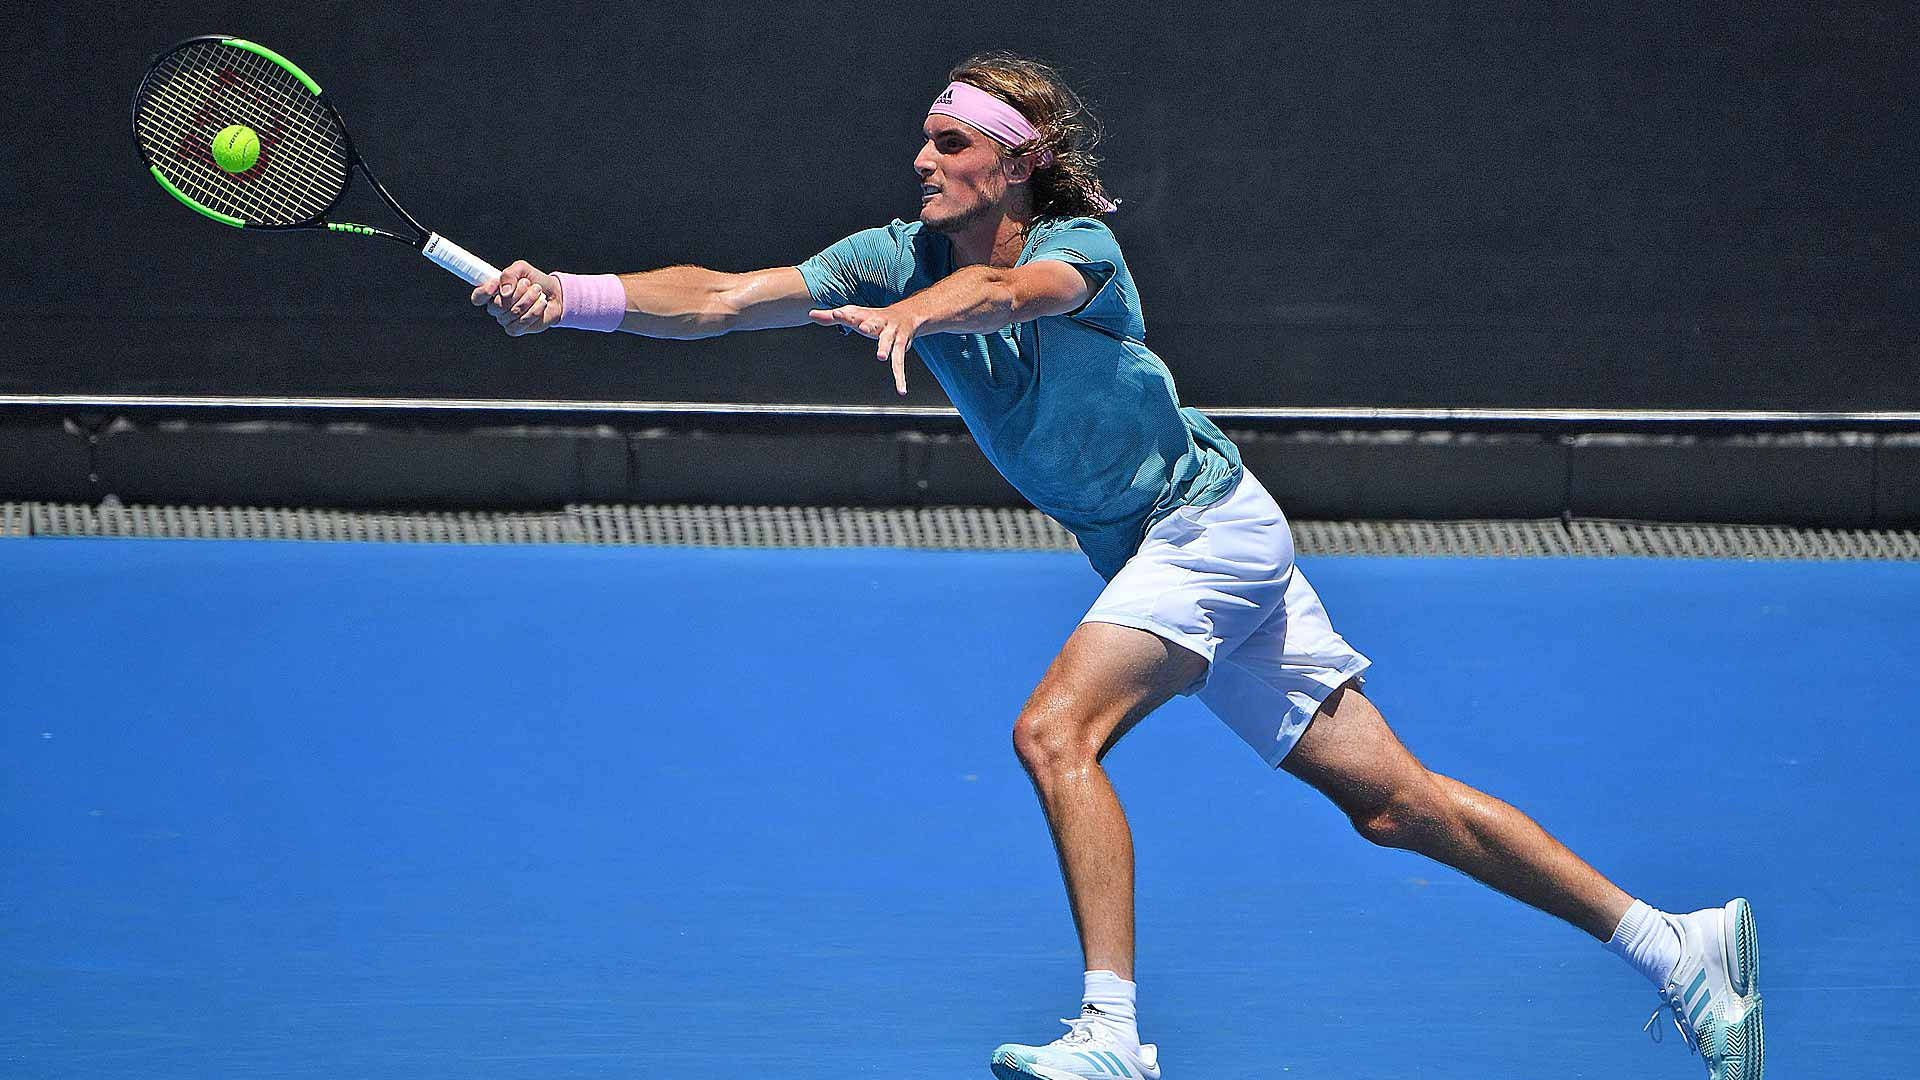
[471,53,1762,1080]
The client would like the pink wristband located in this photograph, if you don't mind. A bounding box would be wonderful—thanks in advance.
[552,272,626,332]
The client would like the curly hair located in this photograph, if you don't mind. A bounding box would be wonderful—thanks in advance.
[946,52,1116,219]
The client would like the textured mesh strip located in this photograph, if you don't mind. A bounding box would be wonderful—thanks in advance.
[134,39,351,225]
[3,502,1917,559]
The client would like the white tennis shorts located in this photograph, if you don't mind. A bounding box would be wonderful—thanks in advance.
[1081,468,1371,767]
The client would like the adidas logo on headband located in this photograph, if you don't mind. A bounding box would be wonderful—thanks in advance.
[934,88,954,105]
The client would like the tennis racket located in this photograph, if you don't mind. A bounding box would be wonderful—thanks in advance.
[131,35,499,285]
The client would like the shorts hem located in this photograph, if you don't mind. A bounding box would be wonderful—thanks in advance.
[1258,656,1373,769]
[1079,611,1217,688]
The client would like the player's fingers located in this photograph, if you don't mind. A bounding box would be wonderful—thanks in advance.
[494,263,536,310]
[470,278,498,307]
[891,332,910,395]
[509,279,549,319]
[509,295,548,335]
[807,307,893,339]
[494,295,526,328]
[505,305,538,336]
[875,323,896,366]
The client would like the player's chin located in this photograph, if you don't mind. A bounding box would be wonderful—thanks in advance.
[919,198,973,234]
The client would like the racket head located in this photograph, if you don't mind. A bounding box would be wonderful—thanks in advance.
[132,36,354,229]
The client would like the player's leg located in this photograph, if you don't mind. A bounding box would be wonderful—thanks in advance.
[1279,682,1761,1078]
[995,619,1204,1080]
[1012,619,1206,979]
[1204,544,1762,1078]
[996,469,1304,1080]
[1283,681,1632,936]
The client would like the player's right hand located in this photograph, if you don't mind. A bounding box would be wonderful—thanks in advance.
[471,260,563,337]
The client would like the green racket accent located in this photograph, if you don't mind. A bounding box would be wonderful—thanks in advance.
[148,166,245,227]
[327,223,379,236]
[223,38,322,96]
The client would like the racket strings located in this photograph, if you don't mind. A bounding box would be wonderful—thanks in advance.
[138,86,330,225]
[135,40,351,226]
[153,44,347,221]
[136,59,339,225]
[160,44,347,220]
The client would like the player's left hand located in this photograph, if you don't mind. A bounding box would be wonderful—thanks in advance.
[808,304,924,396]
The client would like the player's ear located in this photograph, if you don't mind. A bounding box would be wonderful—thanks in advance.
[1004,153,1034,184]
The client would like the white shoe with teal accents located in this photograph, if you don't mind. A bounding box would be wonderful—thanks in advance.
[1646,898,1764,1079]
[991,1007,1161,1080]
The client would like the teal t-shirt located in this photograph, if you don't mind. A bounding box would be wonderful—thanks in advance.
[796,216,1242,580]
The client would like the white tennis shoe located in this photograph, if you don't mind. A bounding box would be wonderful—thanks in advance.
[991,1007,1161,1080]
[1645,898,1764,1079]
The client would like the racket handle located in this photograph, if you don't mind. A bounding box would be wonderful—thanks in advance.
[421,233,501,285]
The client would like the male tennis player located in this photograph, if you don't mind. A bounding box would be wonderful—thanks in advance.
[471,53,1762,1080]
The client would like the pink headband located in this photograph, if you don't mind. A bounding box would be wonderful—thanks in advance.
[928,82,1119,213]
[929,81,1050,161]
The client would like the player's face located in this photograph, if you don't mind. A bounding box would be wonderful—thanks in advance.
[916,118,1009,233]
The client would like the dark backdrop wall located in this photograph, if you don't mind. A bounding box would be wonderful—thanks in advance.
[10,1,1916,410]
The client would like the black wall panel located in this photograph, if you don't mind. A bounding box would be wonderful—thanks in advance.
[11,3,1915,411]
[1243,432,1569,520]
[1566,434,1877,526]
[0,422,92,504]
[91,422,631,508]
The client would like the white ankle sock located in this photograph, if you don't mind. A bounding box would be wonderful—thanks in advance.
[1605,899,1683,989]
[1082,969,1140,1044]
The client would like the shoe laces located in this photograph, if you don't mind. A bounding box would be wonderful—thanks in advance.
[1054,1015,1105,1047]
[1643,983,1699,1054]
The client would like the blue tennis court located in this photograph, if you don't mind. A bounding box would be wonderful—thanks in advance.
[3,537,1915,1078]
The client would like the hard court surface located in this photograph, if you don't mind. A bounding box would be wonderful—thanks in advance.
[3,538,1915,1078]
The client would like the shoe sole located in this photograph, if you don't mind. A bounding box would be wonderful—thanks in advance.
[1726,897,1758,995]
[992,1050,1153,1080]
[1715,995,1765,1080]
[1718,897,1764,1080]
[992,1060,1092,1080]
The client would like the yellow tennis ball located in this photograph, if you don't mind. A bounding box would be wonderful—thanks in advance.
[212,124,260,173]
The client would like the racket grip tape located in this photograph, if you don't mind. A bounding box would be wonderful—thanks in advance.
[421,233,502,285]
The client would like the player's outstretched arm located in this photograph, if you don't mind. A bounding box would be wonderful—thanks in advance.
[470,262,818,339]
[809,261,1091,394]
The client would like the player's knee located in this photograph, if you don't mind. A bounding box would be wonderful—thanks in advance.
[1011,701,1106,776]
[1349,774,1448,850]
[1012,714,1080,774]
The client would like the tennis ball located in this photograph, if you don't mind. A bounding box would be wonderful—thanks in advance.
[212,124,260,173]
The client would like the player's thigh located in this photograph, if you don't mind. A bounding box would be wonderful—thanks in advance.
[1280,683,1432,819]
[1018,620,1208,762]
[1194,560,1372,767]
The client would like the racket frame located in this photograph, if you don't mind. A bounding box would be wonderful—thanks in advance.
[131,35,498,283]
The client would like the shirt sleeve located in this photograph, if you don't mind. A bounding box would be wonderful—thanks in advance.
[794,222,918,311]
[1025,217,1128,331]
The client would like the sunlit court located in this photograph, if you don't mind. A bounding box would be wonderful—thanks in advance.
[8,4,1919,1079]
[4,533,1916,1077]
